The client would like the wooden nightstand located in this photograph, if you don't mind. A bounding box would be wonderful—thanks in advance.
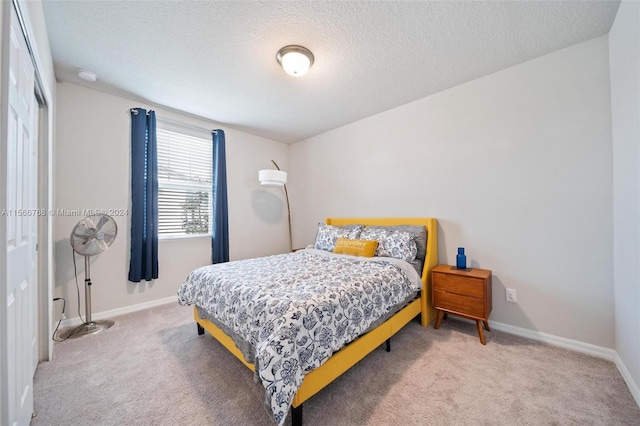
[432,264,492,345]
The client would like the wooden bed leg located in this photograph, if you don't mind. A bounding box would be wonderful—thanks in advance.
[196,323,205,335]
[291,404,303,426]
[385,339,391,352]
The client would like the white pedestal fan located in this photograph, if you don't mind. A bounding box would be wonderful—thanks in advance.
[59,214,118,339]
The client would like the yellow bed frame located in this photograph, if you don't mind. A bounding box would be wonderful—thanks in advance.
[193,217,438,424]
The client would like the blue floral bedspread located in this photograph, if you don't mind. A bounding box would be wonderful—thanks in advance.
[177,248,422,425]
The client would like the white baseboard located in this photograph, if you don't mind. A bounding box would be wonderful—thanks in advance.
[451,317,639,409]
[56,295,177,330]
[452,316,615,359]
[614,352,640,408]
[486,319,616,360]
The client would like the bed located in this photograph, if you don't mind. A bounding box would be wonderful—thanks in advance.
[177,217,438,425]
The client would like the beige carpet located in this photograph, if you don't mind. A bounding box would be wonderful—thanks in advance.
[32,302,639,426]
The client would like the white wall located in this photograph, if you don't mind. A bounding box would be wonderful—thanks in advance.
[290,36,614,348]
[610,0,640,398]
[54,82,290,319]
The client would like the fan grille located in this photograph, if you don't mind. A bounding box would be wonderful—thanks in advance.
[70,214,118,256]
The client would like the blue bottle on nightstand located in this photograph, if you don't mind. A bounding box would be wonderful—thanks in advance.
[456,247,466,269]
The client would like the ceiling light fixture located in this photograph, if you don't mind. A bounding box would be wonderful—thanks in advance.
[276,45,314,77]
[77,69,97,82]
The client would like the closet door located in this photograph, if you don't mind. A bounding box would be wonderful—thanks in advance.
[3,3,39,425]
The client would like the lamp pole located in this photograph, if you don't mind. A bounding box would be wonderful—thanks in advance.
[270,160,292,252]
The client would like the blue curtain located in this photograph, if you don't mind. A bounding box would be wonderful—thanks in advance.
[211,129,229,263]
[128,108,159,282]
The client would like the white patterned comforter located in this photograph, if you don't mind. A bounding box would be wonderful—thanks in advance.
[177,248,422,425]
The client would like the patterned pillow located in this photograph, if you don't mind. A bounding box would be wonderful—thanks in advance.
[362,225,427,263]
[333,238,378,257]
[360,228,418,262]
[314,223,363,251]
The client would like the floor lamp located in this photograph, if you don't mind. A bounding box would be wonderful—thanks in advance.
[259,160,292,251]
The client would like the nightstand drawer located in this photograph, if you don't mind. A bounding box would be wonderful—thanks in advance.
[433,273,484,298]
[433,290,485,318]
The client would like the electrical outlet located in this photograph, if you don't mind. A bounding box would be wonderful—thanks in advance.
[506,288,517,303]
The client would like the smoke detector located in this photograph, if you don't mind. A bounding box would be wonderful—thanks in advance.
[77,69,97,82]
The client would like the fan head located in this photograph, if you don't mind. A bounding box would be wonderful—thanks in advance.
[70,214,118,256]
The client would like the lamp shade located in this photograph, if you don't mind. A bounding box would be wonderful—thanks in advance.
[259,169,287,187]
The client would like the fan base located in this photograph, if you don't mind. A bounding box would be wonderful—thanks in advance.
[58,320,115,340]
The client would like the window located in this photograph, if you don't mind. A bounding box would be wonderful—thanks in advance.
[157,126,212,238]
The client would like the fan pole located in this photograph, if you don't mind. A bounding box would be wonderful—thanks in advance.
[58,254,114,339]
[84,255,92,323]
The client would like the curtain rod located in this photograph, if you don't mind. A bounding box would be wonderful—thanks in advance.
[129,108,151,115]
[157,116,218,135]
[129,110,220,134]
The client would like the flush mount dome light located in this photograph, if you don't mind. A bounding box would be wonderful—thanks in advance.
[276,45,314,77]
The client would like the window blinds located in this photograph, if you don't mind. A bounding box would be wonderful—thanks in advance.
[156,128,212,237]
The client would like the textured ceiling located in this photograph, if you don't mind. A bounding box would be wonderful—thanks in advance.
[42,1,620,144]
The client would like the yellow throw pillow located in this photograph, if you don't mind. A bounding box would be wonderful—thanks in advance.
[333,238,378,257]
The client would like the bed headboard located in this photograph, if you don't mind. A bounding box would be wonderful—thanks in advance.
[325,217,438,285]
